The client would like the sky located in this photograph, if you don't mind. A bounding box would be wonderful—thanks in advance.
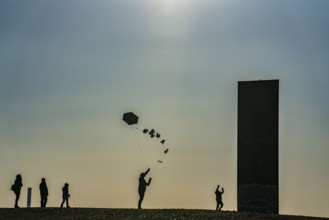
[1,0,329,217]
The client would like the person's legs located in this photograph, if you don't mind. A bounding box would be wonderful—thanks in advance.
[44,196,48,207]
[15,192,20,208]
[138,191,145,209]
[41,195,47,207]
[61,198,65,208]
[66,198,70,208]
[219,201,223,211]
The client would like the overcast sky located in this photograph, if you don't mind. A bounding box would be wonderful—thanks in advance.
[1,0,329,217]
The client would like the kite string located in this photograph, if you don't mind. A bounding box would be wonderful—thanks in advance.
[130,126,149,168]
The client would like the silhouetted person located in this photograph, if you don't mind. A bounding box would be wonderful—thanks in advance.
[11,174,23,208]
[138,168,152,209]
[60,183,70,208]
[39,178,48,207]
[215,185,224,210]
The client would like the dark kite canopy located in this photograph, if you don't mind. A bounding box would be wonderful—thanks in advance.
[122,112,139,125]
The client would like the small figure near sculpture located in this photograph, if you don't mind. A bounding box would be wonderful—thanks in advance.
[215,185,224,211]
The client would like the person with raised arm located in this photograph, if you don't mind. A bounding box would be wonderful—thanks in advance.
[215,185,224,211]
[138,168,152,209]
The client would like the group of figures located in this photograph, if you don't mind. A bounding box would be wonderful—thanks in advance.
[122,113,225,210]
[138,169,225,211]
[10,172,225,210]
[10,174,71,208]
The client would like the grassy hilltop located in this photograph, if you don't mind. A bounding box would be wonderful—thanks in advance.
[0,208,327,220]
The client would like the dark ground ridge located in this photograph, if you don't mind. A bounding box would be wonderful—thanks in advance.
[0,208,327,220]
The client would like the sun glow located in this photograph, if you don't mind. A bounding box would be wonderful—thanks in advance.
[162,0,180,14]
[148,0,195,40]
[153,0,191,15]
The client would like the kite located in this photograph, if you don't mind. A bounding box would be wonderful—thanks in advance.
[123,112,138,125]
[122,112,170,165]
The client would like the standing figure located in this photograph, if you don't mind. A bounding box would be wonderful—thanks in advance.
[215,185,224,210]
[39,178,48,207]
[138,168,152,209]
[60,183,70,208]
[11,174,23,208]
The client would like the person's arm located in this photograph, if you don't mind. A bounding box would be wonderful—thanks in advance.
[147,178,152,186]
[215,185,219,193]
[144,168,150,176]
[221,187,224,194]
